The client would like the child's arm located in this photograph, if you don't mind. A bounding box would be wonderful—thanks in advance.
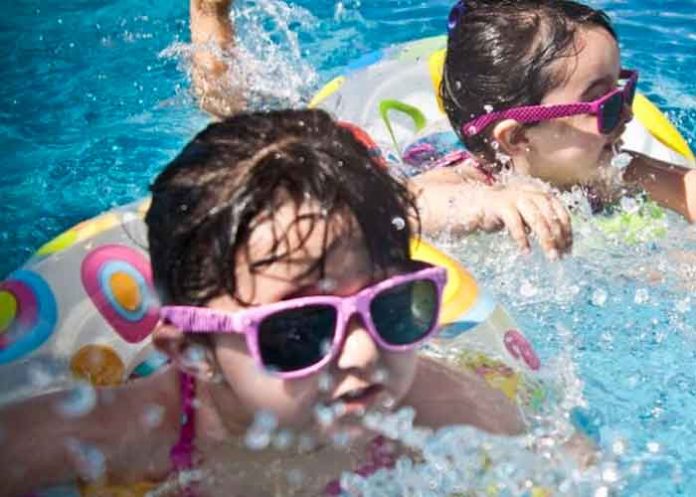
[402,356,526,435]
[0,373,178,495]
[189,0,243,117]
[623,152,696,222]
[410,166,573,260]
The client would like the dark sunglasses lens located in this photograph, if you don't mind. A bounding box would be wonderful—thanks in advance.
[258,305,337,373]
[370,279,438,346]
[600,93,623,133]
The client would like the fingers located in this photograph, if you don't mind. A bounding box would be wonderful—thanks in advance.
[529,194,573,256]
[517,198,558,259]
[514,193,573,259]
[549,196,573,251]
[499,208,531,254]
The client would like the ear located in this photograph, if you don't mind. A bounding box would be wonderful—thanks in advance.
[491,119,530,158]
[152,323,219,382]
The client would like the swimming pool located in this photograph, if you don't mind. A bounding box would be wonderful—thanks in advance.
[2,0,694,495]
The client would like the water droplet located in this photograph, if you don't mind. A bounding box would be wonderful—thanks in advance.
[320,339,333,356]
[286,468,305,487]
[318,278,337,293]
[371,368,388,384]
[591,288,608,307]
[332,401,347,418]
[611,152,633,169]
[314,404,335,426]
[634,288,649,305]
[619,196,640,214]
[181,344,207,372]
[331,430,352,447]
[56,382,97,418]
[121,212,139,224]
[519,280,538,298]
[647,441,661,453]
[483,104,494,113]
[318,373,334,392]
[272,429,294,450]
[391,216,406,231]
[141,403,165,428]
[244,410,278,450]
[675,297,691,313]
[64,438,105,481]
[29,363,55,389]
[601,462,619,483]
[611,439,626,456]
[297,434,317,453]
[594,486,610,497]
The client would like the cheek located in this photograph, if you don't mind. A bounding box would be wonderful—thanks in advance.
[215,339,321,427]
[381,350,418,400]
[528,122,607,183]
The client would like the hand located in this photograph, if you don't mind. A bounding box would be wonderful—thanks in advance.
[412,168,572,259]
[195,0,231,12]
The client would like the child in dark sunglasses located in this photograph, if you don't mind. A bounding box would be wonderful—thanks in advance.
[0,109,524,497]
[441,0,695,224]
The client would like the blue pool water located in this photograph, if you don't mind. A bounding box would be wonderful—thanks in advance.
[2,0,695,495]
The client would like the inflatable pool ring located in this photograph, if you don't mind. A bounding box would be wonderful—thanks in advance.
[311,35,695,170]
[0,199,167,404]
[410,238,545,411]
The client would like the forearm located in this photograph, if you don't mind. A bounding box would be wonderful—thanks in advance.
[190,0,242,117]
[407,168,490,236]
[405,356,525,435]
[623,152,696,222]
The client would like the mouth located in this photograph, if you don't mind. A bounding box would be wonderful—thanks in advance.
[333,384,384,415]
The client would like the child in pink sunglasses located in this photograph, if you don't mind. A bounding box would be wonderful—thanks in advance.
[189,0,573,260]
[0,109,524,497]
[441,0,695,223]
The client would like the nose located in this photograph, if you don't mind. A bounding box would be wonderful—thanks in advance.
[335,314,380,373]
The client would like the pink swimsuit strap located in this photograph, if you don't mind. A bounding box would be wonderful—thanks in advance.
[170,370,197,473]
[431,149,496,185]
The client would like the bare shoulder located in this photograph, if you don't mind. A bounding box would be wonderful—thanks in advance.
[403,355,525,435]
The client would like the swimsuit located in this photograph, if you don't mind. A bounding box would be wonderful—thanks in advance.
[170,371,396,497]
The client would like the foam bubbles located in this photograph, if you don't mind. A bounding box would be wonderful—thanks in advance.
[56,382,97,418]
[244,410,278,450]
[591,288,608,307]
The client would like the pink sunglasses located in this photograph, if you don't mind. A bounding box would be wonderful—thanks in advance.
[462,69,638,137]
[161,264,447,379]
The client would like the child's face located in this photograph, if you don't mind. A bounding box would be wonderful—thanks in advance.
[518,27,628,188]
[205,199,418,438]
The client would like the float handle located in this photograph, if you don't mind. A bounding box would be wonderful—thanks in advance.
[379,99,427,157]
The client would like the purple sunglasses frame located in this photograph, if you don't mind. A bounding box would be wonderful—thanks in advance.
[462,69,638,137]
[160,265,447,380]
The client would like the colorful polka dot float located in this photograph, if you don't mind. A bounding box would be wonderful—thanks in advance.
[129,350,169,380]
[70,344,125,386]
[504,329,541,371]
[0,270,57,364]
[81,245,159,344]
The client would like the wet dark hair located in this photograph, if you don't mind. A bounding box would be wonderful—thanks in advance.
[146,109,418,306]
[441,0,616,164]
